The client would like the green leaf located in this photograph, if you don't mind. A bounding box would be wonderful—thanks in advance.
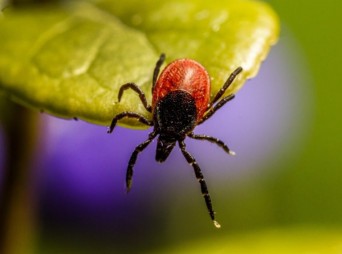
[0,0,279,128]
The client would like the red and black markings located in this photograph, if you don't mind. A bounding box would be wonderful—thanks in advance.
[108,53,243,228]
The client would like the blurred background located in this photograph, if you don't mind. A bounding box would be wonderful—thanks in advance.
[1,0,342,253]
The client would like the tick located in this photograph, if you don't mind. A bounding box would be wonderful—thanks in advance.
[108,54,242,228]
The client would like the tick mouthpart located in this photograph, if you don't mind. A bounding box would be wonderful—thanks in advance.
[155,138,176,163]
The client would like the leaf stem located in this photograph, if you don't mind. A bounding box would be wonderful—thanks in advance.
[0,98,41,254]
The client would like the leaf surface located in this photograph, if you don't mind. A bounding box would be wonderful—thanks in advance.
[0,0,279,127]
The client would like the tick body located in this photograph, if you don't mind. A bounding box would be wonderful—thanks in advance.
[108,54,243,228]
[152,59,210,121]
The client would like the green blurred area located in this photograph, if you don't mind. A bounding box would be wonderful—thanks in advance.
[264,0,342,226]
[250,0,341,251]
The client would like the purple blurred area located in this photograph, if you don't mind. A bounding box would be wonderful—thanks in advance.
[37,119,170,244]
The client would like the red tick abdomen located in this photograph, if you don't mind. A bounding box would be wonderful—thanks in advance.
[152,59,211,121]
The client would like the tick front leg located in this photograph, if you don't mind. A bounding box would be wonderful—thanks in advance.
[178,140,221,228]
[188,133,235,156]
[107,112,153,133]
[198,94,235,125]
[118,83,152,112]
[126,131,157,192]
[152,53,166,92]
[209,66,242,107]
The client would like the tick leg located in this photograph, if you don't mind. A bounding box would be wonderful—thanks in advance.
[126,131,157,192]
[178,140,221,228]
[152,53,166,92]
[198,94,235,125]
[188,133,235,156]
[118,83,152,112]
[209,67,242,108]
[107,112,153,133]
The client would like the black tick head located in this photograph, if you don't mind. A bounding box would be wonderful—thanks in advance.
[156,136,176,163]
[154,90,197,163]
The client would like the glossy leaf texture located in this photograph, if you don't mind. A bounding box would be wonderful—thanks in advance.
[0,0,279,127]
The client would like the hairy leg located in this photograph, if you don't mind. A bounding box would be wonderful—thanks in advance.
[179,140,221,228]
[126,131,157,192]
[107,112,153,133]
[118,83,152,112]
[152,53,166,92]
[198,94,235,125]
[209,66,242,107]
[188,133,235,155]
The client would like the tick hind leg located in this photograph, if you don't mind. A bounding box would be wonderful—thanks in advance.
[126,131,157,192]
[178,140,221,228]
